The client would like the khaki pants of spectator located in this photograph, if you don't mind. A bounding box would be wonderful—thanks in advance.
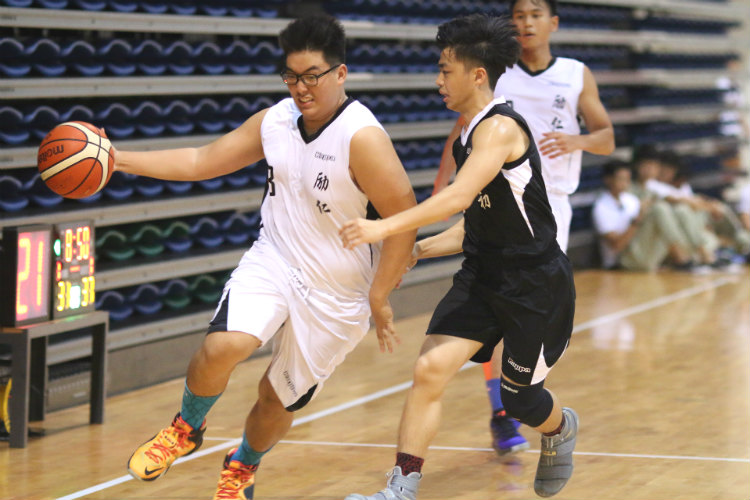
[711,204,750,254]
[671,203,720,258]
[621,201,691,271]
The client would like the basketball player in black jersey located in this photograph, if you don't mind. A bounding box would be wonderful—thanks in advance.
[340,14,578,499]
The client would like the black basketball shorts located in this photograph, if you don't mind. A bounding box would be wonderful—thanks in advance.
[425,251,576,385]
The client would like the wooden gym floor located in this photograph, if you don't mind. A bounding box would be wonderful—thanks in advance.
[2,268,749,500]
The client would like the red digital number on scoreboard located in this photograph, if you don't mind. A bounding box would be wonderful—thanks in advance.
[1,225,52,327]
[15,230,52,322]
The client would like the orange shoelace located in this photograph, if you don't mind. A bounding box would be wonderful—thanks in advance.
[214,463,257,500]
[144,423,192,463]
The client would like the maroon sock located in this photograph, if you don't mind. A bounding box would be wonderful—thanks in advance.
[543,415,565,437]
[396,452,424,475]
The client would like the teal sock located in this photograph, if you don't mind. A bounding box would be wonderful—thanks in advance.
[180,382,220,430]
[231,432,271,466]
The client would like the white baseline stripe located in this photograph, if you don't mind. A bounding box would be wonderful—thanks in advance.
[55,275,736,500]
[276,439,750,464]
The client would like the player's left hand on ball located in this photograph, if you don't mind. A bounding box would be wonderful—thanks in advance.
[339,218,386,249]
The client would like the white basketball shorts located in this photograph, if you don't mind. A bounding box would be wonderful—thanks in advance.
[209,236,371,409]
[547,192,572,253]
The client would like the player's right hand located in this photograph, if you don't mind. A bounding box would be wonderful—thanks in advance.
[369,298,400,354]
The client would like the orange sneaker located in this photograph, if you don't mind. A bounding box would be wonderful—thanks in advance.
[213,448,258,500]
[127,412,205,481]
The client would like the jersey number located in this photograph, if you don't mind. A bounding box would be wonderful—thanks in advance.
[266,165,276,196]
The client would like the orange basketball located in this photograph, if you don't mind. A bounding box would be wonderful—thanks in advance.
[37,121,115,199]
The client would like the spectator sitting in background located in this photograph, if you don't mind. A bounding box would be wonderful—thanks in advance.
[629,145,662,202]
[658,151,750,261]
[630,147,720,267]
[593,160,693,272]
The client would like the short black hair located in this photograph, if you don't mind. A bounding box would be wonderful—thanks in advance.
[658,150,685,171]
[278,14,346,66]
[436,14,520,88]
[509,0,558,16]
[602,159,631,179]
[658,151,690,182]
[631,144,661,166]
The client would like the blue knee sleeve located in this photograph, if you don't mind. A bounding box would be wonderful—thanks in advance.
[500,379,553,427]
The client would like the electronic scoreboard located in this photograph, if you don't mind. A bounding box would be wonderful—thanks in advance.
[1,221,95,327]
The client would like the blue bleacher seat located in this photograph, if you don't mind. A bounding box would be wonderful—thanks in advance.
[96,102,135,138]
[169,1,198,15]
[0,176,29,212]
[162,100,194,135]
[24,173,64,208]
[109,0,138,12]
[27,38,66,77]
[223,166,251,188]
[132,39,166,75]
[0,38,31,77]
[190,216,225,248]
[0,106,30,145]
[221,97,252,129]
[127,284,163,315]
[99,38,136,76]
[194,41,225,75]
[248,160,269,186]
[36,0,68,7]
[223,40,253,74]
[133,176,165,197]
[160,278,191,309]
[200,3,228,16]
[60,103,95,123]
[164,40,195,75]
[24,105,61,140]
[192,98,224,133]
[103,171,135,200]
[253,5,277,18]
[96,290,133,321]
[132,101,165,137]
[72,0,106,10]
[62,39,104,76]
[2,0,33,6]
[197,176,224,191]
[75,189,103,203]
[252,41,282,74]
[248,95,275,114]
[140,0,168,14]
[227,0,253,17]
[164,180,194,194]
[221,212,256,245]
[162,220,193,253]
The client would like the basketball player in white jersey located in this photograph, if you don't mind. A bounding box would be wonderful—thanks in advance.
[116,15,417,500]
[341,14,578,499]
[433,0,614,456]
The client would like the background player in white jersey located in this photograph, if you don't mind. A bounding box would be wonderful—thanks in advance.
[117,15,417,500]
[433,0,614,455]
[341,14,577,499]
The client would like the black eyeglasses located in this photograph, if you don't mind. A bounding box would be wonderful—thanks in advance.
[280,64,342,86]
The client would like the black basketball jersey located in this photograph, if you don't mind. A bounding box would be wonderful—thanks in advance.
[454,98,559,266]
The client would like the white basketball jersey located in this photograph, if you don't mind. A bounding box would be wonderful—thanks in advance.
[259,97,384,299]
[494,57,585,195]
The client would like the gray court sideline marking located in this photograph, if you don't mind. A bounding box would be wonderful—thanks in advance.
[55,275,742,500]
